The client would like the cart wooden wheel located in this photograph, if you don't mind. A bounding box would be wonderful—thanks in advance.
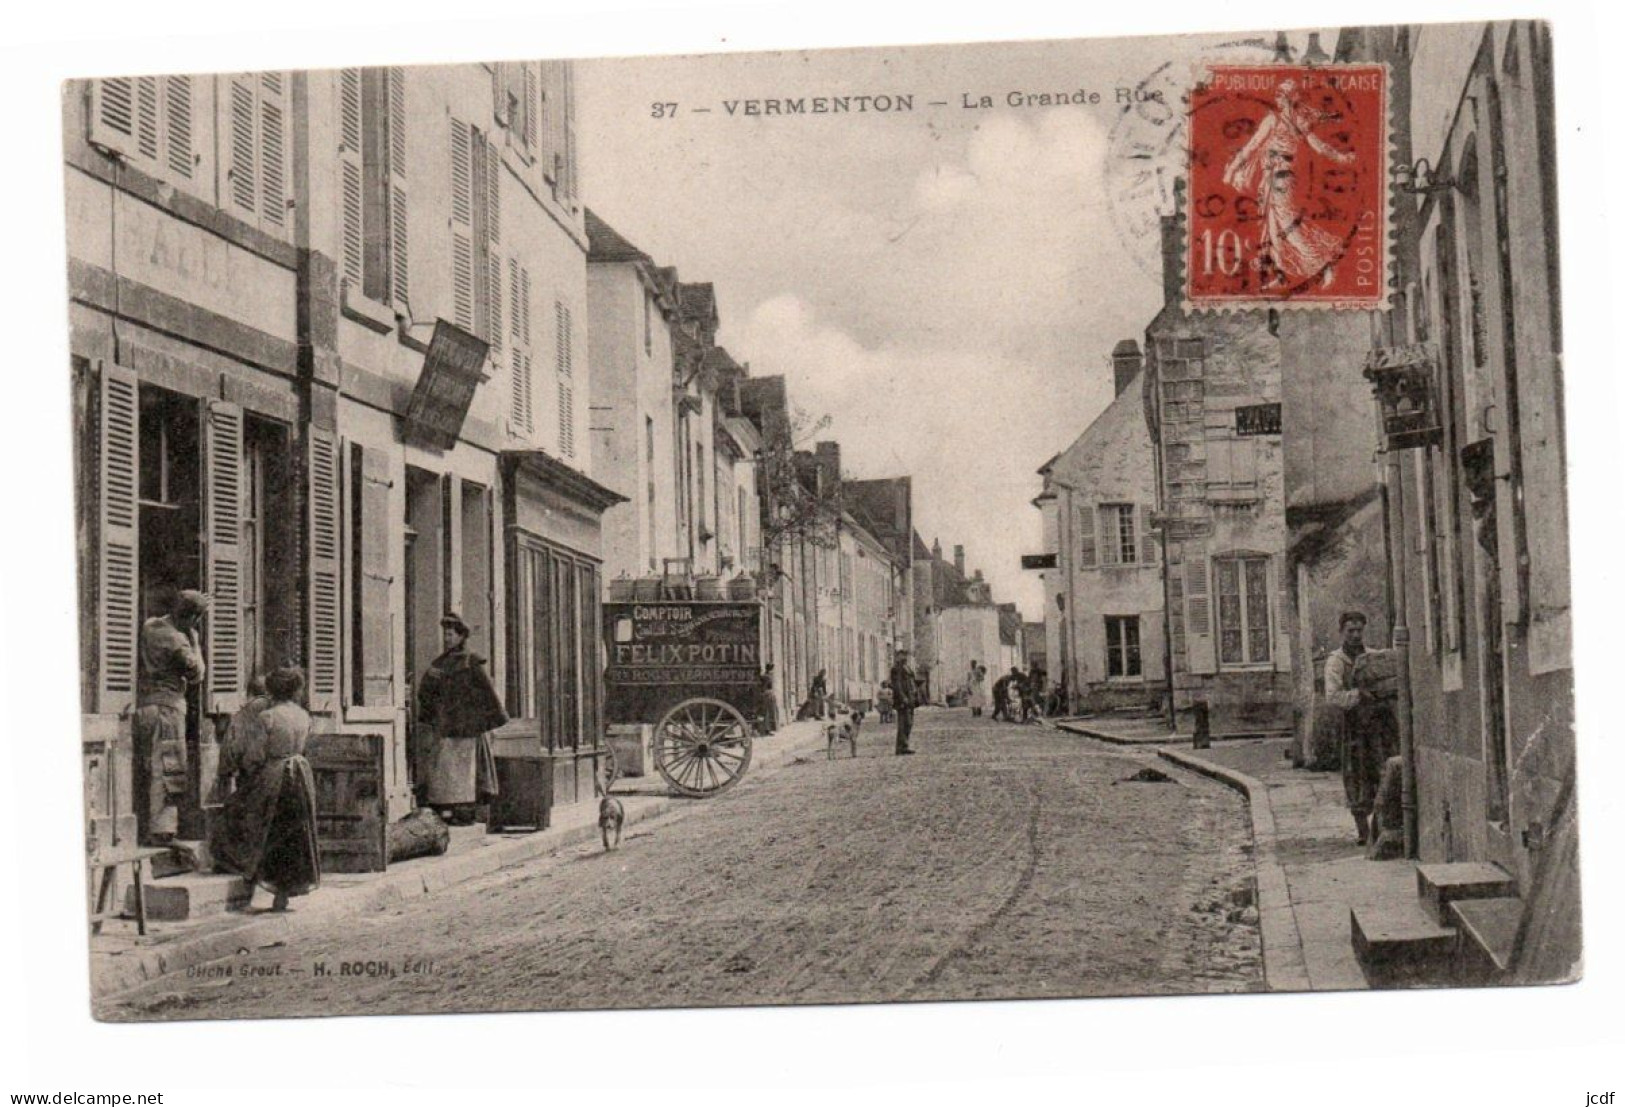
[654,697,755,798]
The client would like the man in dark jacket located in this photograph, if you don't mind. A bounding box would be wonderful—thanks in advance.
[889,649,919,755]
[134,589,209,842]
[415,612,508,823]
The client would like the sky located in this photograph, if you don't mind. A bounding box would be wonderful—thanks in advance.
[577,31,1295,619]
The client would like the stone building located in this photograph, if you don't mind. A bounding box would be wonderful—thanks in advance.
[1038,341,1166,715]
[1352,21,1577,980]
[69,61,622,886]
[1144,215,1293,735]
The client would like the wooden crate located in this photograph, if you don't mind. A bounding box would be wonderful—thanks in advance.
[307,733,388,873]
[488,755,551,833]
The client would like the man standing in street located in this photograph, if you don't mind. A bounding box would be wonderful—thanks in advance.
[1322,611,1399,846]
[889,649,918,755]
[134,589,209,844]
[757,663,779,735]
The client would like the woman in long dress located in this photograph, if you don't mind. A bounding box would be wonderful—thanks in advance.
[416,612,507,825]
[967,662,989,717]
[213,666,321,912]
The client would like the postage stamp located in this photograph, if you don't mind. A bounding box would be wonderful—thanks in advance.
[1185,63,1388,309]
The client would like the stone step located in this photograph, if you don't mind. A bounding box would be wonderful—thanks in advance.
[147,839,214,879]
[124,872,252,922]
[1450,896,1524,984]
[1351,902,1457,988]
[1416,861,1518,926]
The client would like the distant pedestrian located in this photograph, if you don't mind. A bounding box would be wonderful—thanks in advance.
[877,680,895,724]
[1024,664,1047,722]
[134,589,209,843]
[809,669,829,720]
[1322,611,1399,845]
[967,661,989,717]
[213,666,321,912]
[889,650,919,755]
[991,671,1011,721]
[416,612,507,826]
[758,664,779,734]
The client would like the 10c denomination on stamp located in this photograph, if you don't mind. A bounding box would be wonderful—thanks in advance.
[1186,63,1388,309]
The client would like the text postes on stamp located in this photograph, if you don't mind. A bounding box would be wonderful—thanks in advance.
[1186,64,1387,309]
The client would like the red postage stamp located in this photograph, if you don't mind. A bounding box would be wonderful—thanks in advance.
[1186,64,1388,308]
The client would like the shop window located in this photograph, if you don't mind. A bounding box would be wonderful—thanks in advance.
[507,538,601,750]
[1216,555,1272,667]
[1106,616,1142,678]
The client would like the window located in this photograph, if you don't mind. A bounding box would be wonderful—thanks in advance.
[507,537,602,751]
[493,62,539,158]
[1100,504,1137,565]
[1216,556,1272,667]
[1206,437,1259,500]
[450,116,502,345]
[1106,616,1141,678]
[337,69,407,301]
[89,76,200,190]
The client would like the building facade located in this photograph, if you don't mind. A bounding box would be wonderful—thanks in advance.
[1145,214,1293,734]
[1369,20,1576,976]
[1042,345,1166,715]
[70,61,618,870]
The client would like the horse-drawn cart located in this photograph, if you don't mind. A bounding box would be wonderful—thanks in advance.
[602,600,764,798]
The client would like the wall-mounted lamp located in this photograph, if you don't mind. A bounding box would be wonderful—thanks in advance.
[1394,157,1463,197]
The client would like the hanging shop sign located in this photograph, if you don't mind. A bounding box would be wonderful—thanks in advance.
[402,320,490,451]
[1364,343,1444,450]
[1021,553,1059,570]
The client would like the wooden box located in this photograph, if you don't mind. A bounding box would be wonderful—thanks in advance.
[307,733,388,873]
[488,755,551,833]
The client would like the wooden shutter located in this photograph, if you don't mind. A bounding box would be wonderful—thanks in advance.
[337,69,364,289]
[89,78,136,157]
[204,400,246,713]
[522,64,539,152]
[164,76,194,180]
[1207,438,1232,486]
[224,75,258,223]
[359,447,395,705]
[136,76,160,162]
[386,68,409,311]
[307,428,341,713]
[485,138,501,348]
[1077,504,1096,568]
[1233,437,1257,487]
[449,117,474,331]
[1140,504,1158,564]
[1185,555,1216,675]
[491,62,511,127]
[97,363,140,715]
[561,62,578,204]
[258,72,287,232]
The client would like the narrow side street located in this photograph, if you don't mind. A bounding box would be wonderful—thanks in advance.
[99,711,1261,1020]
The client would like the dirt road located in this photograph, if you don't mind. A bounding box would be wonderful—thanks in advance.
[101,711,1262,1020]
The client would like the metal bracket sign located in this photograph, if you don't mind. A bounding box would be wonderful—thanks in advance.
[1234,402,1282,437]
[403,319,490,451]
[1021,553,1058,570]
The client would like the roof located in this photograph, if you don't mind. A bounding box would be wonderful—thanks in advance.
[584,209,650,264]
[1112,338,1142,358]
[998,606,1024,645]
[912,530,933,562]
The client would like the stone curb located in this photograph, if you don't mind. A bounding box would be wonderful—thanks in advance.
[93,722,832,1000]
[1051,721,1169,746]
[1154,746,1312,994]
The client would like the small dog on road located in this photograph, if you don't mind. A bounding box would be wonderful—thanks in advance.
[825,705,865,760]
[597,755,625,851]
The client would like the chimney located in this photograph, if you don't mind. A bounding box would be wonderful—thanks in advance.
[814,441,842,494]
[973,568,983,582]
[953,545,966,577]
[1161,208,1183,310]
[1111,339,1144,397]
[932,538,943,562]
